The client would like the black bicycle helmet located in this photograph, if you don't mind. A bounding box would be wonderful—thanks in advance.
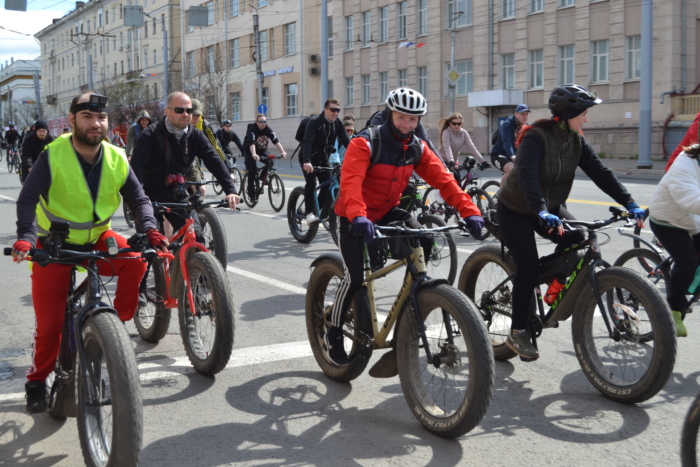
[385,87,427,116]
[222,119,232,126]
[548,85,602,120]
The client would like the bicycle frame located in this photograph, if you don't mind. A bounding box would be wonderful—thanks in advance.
[312,167,340,219]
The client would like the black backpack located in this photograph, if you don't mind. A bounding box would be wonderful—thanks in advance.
[364,125,422,169]
[363,110,383,132]
[491,126,501,145]
[294,114,316,143]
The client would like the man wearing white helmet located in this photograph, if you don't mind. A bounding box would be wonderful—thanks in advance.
[324,87,486,366]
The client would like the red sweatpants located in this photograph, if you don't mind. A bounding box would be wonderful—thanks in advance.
[26,230,147,382]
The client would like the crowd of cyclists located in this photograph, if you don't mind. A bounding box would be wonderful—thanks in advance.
[9,83,697,455]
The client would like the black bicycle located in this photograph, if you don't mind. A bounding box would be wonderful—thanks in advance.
[287,165,340,245]
[213,153,243,196]
[5,222,147,466]
[458,207,676,403]
[241,155,286,211]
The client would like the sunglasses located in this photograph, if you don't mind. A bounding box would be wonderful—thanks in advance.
[258,120,267,124]
[327,108,341,113]
[450,121,463,126]
[172,107,193,114]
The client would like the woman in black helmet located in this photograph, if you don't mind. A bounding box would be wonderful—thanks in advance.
[496,84,646,361]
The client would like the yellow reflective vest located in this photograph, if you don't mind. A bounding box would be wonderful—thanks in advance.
[35,134,129,245]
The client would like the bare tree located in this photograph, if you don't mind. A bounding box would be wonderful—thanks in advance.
[101,78,164,125]
[184,42,228,125]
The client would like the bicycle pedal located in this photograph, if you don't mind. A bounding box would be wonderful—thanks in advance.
[519,356,537,362]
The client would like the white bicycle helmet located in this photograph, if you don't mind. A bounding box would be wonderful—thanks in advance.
[385,87,427,116]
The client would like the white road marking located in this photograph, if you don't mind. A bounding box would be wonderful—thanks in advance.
[0,195,16,201]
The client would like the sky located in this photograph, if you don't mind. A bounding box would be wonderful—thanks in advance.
[0,0,73,67]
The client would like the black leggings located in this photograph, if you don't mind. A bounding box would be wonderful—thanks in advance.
[303,161,331,215]
[330,208,432,328]
[650,220,700,311]
[497,202,585,330]
[244,154,271,197]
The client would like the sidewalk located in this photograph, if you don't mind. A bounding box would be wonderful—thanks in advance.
[595,157,665,182]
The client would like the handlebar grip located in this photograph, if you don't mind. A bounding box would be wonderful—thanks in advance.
[4,247,12,256]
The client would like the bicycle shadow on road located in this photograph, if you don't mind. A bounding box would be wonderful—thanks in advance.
[227,236,339,264]
[140,370,465,466]
[0,400,68,466]
[475,361,650,443]
[237,293,305,323]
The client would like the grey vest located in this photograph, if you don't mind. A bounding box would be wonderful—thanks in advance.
[499,125,582,217]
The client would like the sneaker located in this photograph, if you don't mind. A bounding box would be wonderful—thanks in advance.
[138,292,147,308]
[25,380,47,414]
[306,213,321,227]
[324,326,349,366]
[506,329,539,360]
[672,311,688,337]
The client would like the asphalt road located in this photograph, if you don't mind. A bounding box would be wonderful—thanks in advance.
[0,160,697,466]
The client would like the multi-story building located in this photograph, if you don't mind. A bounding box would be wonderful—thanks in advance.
[36,0,182,136]
[0,58,41,129]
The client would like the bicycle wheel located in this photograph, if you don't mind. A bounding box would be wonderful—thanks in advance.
[469,187,495,240]
[212,180,224,195]
[197,207,228,269]
[267,173,286,212]
[76,312,143,467]
[240,173,258,208]
[134,257,171,342]
[613,248,668,294]
[14,158,20,174]
[178,251,235,376]
[458,244,518,361]
[572,267,676,403]
[396,284,494,438]
[232,167,243,196]
[305,258,372,382]
[287,186,319,243]
[7,155,13,173]
[481,180,500,198]
[682,392,700,467]
[122,202,135,228]
[423,188,452,224]
[418,213,458,285]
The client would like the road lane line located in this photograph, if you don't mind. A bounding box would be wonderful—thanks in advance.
[227,265,308,295]
[0,195,16,201]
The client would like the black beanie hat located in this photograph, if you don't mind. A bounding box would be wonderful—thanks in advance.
[34,120,48,131]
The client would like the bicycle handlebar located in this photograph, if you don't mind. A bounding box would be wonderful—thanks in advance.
[562,206,629,230]
[374,222,464,238]
[152,197,230,213]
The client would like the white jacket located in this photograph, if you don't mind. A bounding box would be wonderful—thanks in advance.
[649,152,700,235]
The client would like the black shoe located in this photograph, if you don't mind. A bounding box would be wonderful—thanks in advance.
[25,380,47,414]
[324,326,349,366]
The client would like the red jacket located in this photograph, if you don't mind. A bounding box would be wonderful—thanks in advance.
[666,112,700,172]
[335,129,481,222]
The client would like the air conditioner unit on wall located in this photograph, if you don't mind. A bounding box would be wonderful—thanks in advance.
[309,53,319,63]
[309,66,319,76]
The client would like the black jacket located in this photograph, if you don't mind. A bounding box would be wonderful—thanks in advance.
[21,133,54,165]
[215,128,243,155]
[131,118,236,200]
[242,123,280,157]
[302,114,351,164]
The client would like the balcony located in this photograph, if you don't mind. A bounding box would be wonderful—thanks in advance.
[46,94,57,105]
[671,94,700,121]
[126,70,142,80]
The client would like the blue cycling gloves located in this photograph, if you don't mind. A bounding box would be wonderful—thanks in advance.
[463,215,485,239]
[352,216,375,244]
[626,202,645,221]
[538,211,562,229]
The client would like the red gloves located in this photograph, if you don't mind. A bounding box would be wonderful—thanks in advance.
[145,229,168,249]
[13,240,32,253]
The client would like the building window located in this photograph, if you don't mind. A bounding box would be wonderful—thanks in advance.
[362,12,371,47]
[143,48,148,68]
[153,18,156,35]
[145,22,148,37]
[591,40,609,83]
[258,0,267,6]
[362,74,371,104]
[398,68,407,87]
[284,23,296,55]
[206,1,214,25]
[206,96,215,118]
[501,53,515,89]
[417,0,428,36]
[558,44,575,84]
[230,38,240,67]
[529,0,543,13]
[230,0,239,17]
[418,66,427,97]
[528,49,544,89]
[559,0,575,6]
[379,71,388,102]
[161,14,165,31]
[448,0,472,28]
[378,7,388,43]
[397,2,407,40]
[625,35,641,80]
[262,87,269,110]
[153,49,157,65]
[207,46,215,72]
[345,15,354,51]
[105,10,109,24]
[187,51,194,77]
[230,92,241,120]
[454,60,473,95]
[345,77,354,106]
[285,83,298,116]
[502,0,515,19]
[260,30,269,61]
[327,17,333,58]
